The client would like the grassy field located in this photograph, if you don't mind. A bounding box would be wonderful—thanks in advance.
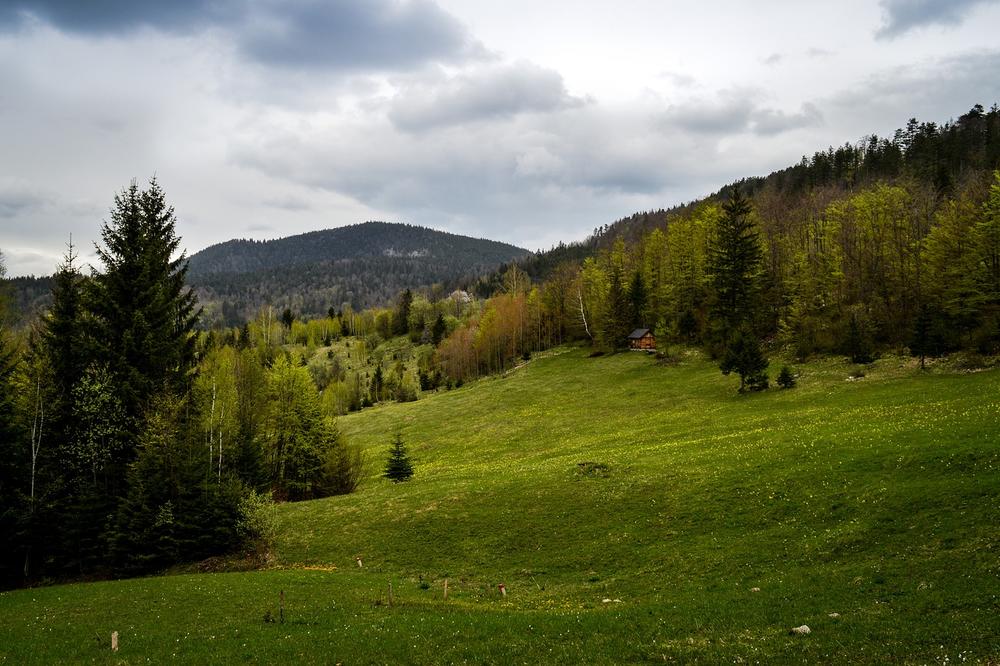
[1,347,998,664]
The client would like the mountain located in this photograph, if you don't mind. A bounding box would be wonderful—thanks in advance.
[188,221,530,325]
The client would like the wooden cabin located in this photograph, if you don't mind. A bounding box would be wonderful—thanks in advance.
[627,328,656,350]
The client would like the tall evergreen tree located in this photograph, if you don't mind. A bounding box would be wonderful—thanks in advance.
[0,252,27,585]
[601,269,632,349]
[85,179,200,478]
[628,270,648,328]
[431,313,447,346]
[393,289,413,336]
[706,188,763,339]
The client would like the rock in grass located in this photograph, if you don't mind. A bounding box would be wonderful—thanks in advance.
[750,587,761,592]
[828,612,840,618]
[790,625,811,635]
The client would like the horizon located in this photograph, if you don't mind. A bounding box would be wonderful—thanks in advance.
[2,0,1000,277]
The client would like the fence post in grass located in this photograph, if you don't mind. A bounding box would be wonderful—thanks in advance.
[443,579,448,600]
[279,589,285,623]
[111,631,118,652]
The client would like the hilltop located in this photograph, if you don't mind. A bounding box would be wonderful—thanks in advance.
[187,221,530,325]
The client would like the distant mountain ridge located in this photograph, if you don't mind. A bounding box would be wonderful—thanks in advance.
[188,221,527,277]
[187,221,530,326]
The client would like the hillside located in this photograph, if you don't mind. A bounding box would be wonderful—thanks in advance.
[1,349,997,663]
[188,221,530,325]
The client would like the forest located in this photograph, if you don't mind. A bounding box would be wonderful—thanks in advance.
[1,104,999,589]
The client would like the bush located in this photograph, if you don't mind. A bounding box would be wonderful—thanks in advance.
[325,439,366,495]
[236,489,277,558]
[777,365,796,389]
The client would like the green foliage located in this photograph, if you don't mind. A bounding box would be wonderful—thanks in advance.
[844,313,876,364]
[323,423,365,496]
[85,178,200,468]
[777,364,796,389]
[3,350,998,662]
[720,327,769,392]
[383,433,413,483]
[236,489,277,557]
[263,355,332,500]
[707,188,763,341]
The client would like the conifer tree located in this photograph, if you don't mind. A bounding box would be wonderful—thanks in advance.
[431,313,447,345]
[707,188,763,339]
[86,178,200,433]
[601,269,632,349]
[720,327,769,392]
[628,270,647,328]
[393,289,413,336]
[384,432,413,482]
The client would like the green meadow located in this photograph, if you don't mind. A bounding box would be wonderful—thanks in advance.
[1,347,998,664]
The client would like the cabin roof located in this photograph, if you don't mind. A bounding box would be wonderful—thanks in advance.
[627,328,652,339]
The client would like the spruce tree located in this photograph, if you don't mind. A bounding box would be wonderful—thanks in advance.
[720,327,769,392]
[393,289,413,336]
[707,188,763,339]
[86,179,200,474]
[384,433,413,482]
[431,313,447,345]
[601,269,632,349]
[910,304,943,370]
[628,270,647,329]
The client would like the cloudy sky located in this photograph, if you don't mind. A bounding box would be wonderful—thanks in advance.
[2,0,999,276]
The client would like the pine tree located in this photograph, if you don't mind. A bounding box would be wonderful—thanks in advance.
[601,269,632,349]
[281,308,295,330]
[910,304,943,370]
[777,365,796,389]
[0,252,28,585]
[628,270,647,328]
[720,327,769,392]
[845,314,875,364]
[383,433,413,483]
[431,313,447,345]
[86,178,200,436]
[393,289,413,336]
[707,188,763,340]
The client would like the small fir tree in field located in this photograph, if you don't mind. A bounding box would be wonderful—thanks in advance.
[845,314,875,364]
[910,304,943,370]
[720,327,769,392]
[384,433,413,483]
[777,365,796,389]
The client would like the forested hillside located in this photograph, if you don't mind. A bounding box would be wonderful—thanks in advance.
[188,222,529,325]
[484,104,1000,290]
[457,104,1000,383]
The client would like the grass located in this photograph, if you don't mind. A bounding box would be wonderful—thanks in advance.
[1,347,998,663]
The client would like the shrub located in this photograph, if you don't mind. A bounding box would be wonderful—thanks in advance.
[236,490,277,558]
[777,365,796,389]
[325,438,366,495]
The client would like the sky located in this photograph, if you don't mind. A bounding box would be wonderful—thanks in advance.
[1,0,999,276]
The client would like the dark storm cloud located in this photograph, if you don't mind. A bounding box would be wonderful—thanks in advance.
[0,0,484,71]
[388,62,583,132]
[875,0,998,39]
[0,0,222,34]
